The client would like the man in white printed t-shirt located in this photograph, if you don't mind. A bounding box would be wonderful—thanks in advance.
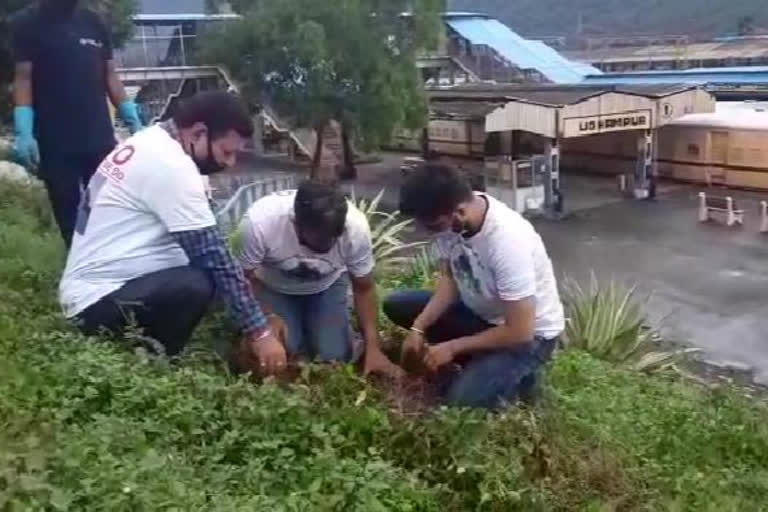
[59,92,286,374]
[233,180,402,379]
[384,164,564,409]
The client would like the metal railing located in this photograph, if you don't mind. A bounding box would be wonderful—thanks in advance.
[215,174,297,230]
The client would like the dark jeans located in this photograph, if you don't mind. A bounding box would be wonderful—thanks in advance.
[257,277,353,362]
[40,147,112,247]
[76,266,214,356]
[383,290,558,409]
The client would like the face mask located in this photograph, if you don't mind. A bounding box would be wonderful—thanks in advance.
[191,136,225,176]
[297,231,336,254]
[451,213,473,235]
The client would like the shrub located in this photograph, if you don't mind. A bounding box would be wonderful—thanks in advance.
[561,274,697,372]
[406,245,440,289]
[351,189,425,270]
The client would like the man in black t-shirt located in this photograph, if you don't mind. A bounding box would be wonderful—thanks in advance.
[11,0,142,247]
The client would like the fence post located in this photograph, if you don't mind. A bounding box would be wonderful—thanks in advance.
[698,192,708,222]
[726,197,736,227]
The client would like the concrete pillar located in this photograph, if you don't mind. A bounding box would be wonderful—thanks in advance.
[552,139,563,214]
[649,129,659,199]
[544,140,553,209]
[544,138,563,216]
[634,129,653,199]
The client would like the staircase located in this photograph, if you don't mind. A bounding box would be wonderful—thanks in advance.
[120,65,344,170]
[443,14,601,84]
[416,55,482,86]
[455,50,529,83]
[260,105,341,169]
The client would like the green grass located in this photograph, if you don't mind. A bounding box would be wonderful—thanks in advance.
[1,179,767,511]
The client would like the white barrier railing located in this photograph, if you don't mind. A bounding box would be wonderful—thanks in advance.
[215,174,296,230]
[697,192,744,227]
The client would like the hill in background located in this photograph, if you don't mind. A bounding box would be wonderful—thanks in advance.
[448,0,768,40]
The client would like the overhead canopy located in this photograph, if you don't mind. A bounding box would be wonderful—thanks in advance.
[428,83,716,138]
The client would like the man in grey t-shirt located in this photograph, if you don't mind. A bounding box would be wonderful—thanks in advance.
[234,180,402,379]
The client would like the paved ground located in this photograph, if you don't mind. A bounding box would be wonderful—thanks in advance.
[237,153,768,385]
[536,186,768,385]
[352,155,768,385]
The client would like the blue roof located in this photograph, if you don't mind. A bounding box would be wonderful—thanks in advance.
[138,0,206,15]
[582,67,768,86]
[445,17,601,84]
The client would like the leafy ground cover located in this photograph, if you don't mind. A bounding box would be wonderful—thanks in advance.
[1,179,767,511]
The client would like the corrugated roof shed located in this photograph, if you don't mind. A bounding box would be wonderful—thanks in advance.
[669,102,768,131]
[566,38,768,64]
[138,0,207,15]
[429,83,697,106]
[430,101,504,120]
[581,67,768,86]
[444,15,601,84]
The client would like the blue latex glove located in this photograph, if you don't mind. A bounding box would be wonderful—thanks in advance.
[118,100,143,134]
[13,106,40,169]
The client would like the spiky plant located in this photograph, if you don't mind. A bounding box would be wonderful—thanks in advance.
[351,189,425,269]
[561,274,697,372]
[407,245,439,288]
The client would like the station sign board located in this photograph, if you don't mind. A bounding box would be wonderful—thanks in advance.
[563,110,652,138]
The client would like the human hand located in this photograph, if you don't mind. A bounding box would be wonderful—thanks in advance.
[400,330,426,364]
[13,106,40,169]
[423,342,456,373]
[363,345,404,380]
[250,332,287,376]
[118,100,143,135]
[13,134,39,169]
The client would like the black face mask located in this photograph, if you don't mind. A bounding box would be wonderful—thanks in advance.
[295,221,340,254]
[191,137,225,176]
[297,232,336,254]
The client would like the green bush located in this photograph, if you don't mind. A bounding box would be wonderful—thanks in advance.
[2,178,768,511]
[561,274,698,372]
[562,274,654,360]
[351,189,425,270]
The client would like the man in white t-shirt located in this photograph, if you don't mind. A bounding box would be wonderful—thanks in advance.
[233,180,402,378]
[60,91,286,374]
[384,163,564,409]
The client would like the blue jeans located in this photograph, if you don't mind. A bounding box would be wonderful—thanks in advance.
[383,290,558,409]
[257,276,352,362]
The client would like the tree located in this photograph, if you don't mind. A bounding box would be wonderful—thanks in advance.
[0,0,137,123]
[0,0,32,122]
[89,0,138,49]
[202,0,444,181]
